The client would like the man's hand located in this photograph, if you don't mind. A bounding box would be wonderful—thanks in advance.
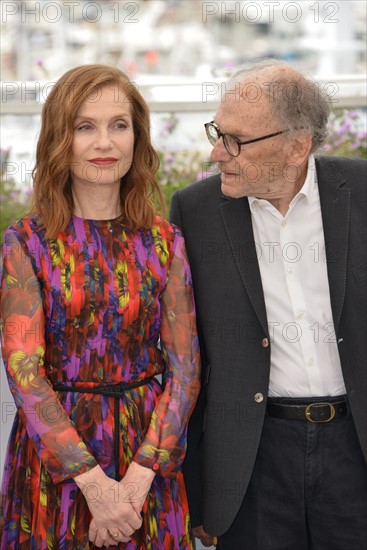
[192,525,217,547]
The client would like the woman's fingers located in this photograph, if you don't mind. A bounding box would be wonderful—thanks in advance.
[89,519,98,544]
[89,517,132,546]
[92,527,111,548]
[108,528,131,543]
[126,508,143,531]
[116,522,135,537]
[90,526,131,547]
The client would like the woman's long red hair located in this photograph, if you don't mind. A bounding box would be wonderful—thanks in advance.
[31,64,163,237]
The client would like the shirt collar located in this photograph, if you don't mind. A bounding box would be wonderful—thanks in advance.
[290,154,316,207]
[248,154,317,213]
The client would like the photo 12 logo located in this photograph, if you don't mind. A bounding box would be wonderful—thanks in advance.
[1,1,140,24]
[201,2,340,24]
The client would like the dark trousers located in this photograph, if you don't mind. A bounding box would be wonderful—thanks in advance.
[218,396,367,550]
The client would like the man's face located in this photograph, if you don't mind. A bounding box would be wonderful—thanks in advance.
[210,88,295,201]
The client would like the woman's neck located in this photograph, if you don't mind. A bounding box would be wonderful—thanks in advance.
[72,187,122,220]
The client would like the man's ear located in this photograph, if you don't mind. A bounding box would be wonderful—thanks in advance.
[288,130,313,164]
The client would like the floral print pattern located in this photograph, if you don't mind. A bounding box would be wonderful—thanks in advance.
[0,214,200,549]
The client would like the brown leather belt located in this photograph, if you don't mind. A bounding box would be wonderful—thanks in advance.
[266,399,348,423]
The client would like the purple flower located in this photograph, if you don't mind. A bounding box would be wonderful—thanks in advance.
[336,121,351,135]
[346,110,358,120]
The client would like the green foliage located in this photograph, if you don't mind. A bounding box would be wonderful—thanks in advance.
[0,149,31,245]
[154,114,215,214]
[156,148,215,213]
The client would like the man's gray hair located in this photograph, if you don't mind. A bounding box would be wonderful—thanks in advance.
[228,59,331,153]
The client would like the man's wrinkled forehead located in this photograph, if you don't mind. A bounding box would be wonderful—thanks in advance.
[218,78,273,112]
[225,68,279,100]
[225,65,304,103]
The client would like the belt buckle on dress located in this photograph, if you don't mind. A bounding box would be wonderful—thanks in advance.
[305,402,336,423]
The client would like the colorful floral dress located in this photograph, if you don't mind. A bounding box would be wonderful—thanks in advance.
[0,214,200,550]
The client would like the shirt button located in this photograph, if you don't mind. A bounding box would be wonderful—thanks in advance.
[152,463,159,472]
[261,338,269,348]
[287,268,294,274]
[281,220,287,227]
[254,393,264,403]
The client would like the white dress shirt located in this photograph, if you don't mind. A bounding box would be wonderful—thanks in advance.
[249,155,346,397]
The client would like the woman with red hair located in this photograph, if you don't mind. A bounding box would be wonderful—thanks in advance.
[0,64,200,549]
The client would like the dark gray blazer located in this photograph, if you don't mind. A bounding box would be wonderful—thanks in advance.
[170,156,367,536]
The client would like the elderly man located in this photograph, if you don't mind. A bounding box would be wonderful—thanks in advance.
[170,60,366,550]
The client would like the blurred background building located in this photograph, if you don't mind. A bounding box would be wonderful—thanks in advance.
[1,4,366,548]
[1,0,366,80]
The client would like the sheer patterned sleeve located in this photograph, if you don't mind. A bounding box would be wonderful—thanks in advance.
[0,226,97,483]
[133,230,201,477]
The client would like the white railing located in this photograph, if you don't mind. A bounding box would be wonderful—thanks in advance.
[1,75,366,114]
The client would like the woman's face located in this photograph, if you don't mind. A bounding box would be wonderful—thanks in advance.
[70,84,135,192]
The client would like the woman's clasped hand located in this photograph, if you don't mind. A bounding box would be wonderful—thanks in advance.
[76,462,156,547]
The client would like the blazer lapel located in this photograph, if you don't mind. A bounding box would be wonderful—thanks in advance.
[220,196,269,336]
[316,157,350,333]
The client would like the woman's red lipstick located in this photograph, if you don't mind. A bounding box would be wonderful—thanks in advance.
[89,158,118,166]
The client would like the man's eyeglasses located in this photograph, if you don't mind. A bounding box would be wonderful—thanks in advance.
[204,121,290,157]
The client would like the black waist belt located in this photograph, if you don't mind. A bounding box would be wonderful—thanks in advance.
[267,399,348,423]
[53,376,157,480]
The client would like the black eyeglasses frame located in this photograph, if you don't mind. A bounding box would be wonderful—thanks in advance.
[204,121,291,157]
